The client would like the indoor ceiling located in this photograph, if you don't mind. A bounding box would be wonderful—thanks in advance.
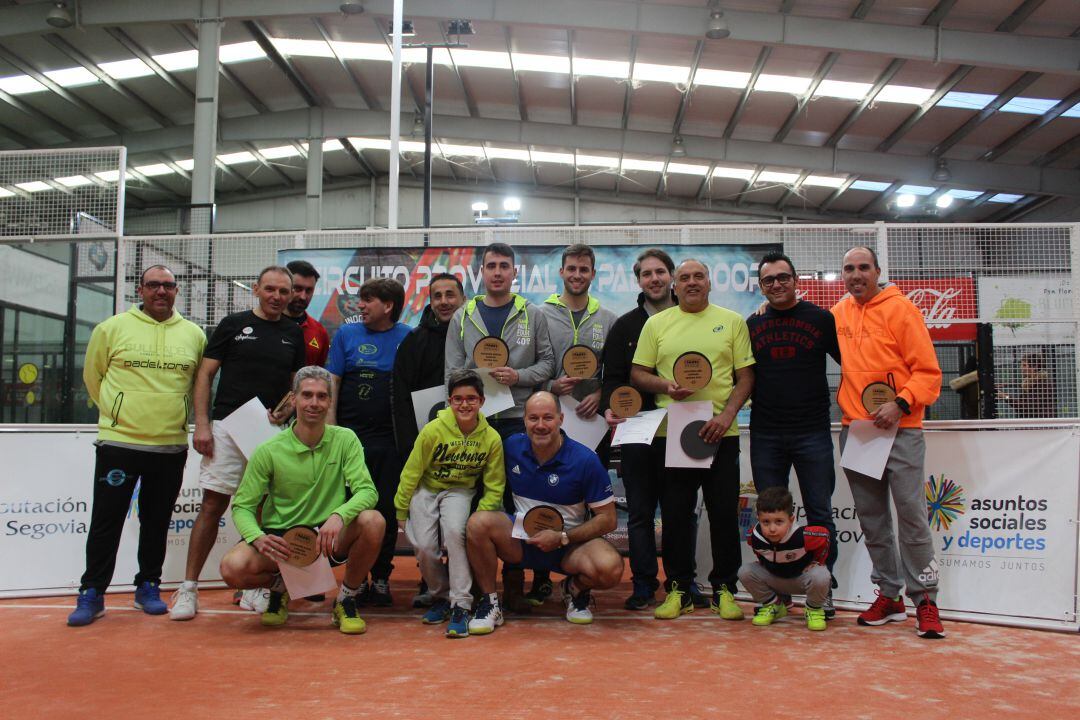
[0,0,1077,223]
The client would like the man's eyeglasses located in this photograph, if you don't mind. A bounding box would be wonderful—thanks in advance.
[759,273,794,289]
[450,395,481,406]
[142,281,178,291]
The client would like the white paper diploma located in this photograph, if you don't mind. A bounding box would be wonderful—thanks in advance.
[474,368,516,416]
[610,408,667,447]
[218,397,279,459]
[558,396,609,450]
[277,555,338,598]
[664,400,715,469]
[840,420,899,480]
[410,385,447,432]
[510,512,530,541]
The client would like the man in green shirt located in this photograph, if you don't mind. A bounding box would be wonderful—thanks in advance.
[219,366,385,634]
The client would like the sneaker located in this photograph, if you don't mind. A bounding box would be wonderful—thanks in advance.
[526,576,554,607]
[823,590,836,620]
[67,588,105,627]
[915,597,945,639]
[169,584,198,621]
[624,581,657,611]
[355,580,371,607]
[710,585,744,620]
[751,602,788,627]
[412,579,434,609]
[369,578,393,607]
[690,583,709,609]
[261,590,290,627]
[654,583,694,620]
[239,588,271,614]
[857,591,907,626]
[805,605,827,631]
[446,606,470,638]
[133,581,168,615]
[562,578,593,625]
[422,599,451,624]
[332,596,367,635]
[467,596,504,635]
[231,589,243,606]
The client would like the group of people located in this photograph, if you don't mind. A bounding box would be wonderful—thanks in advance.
[68,241,946,640]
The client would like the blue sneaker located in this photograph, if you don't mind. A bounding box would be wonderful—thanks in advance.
[134,581,168,615]
[422,599,451,624]
[446,606,470,638]
[68,588,105,627]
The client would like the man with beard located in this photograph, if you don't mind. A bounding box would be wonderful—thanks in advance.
[285,260,329,367]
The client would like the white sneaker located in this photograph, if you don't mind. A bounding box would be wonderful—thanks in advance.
[169,585,198,621]
[239,588,270,613]
[562,579,593,625]
[467,598,504,635]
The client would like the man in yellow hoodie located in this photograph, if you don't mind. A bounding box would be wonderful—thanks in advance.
[69,265,206,627]
[394,370,505,638]
[832,246,945,639]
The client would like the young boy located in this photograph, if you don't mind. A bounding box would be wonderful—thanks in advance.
[738,486,832,631]
[394,370,506,638]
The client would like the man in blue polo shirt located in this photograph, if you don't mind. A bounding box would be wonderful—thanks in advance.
[465,391,623,634]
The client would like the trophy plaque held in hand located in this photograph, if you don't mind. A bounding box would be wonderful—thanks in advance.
[608,385,643,419]
[861,376,897,414]
[281,526,320,567]
[473,336,510,368]
[522,505,565,537]
[672,351,712,391]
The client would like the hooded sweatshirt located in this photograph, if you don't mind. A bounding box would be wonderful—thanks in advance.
[831,284,941,428]
[541,293,617,398]
[83,305,206,446]
[394,407,506,520]
[444,294,555,419]
[392,304,452,455]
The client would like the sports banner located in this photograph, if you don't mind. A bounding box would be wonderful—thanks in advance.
[277,244,780,336]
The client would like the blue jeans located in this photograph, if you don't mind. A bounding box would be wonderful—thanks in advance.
[749,429,838,573]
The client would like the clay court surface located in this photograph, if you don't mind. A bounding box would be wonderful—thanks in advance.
[3,560,1077,720]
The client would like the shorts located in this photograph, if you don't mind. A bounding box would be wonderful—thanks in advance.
[507,512,569,574]
[264,526,348,567]
[198,421,247,495]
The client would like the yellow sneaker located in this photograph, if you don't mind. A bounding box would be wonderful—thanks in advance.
[752,602,788,627]
[332,595,367,635]
[260,591,290,627]
[654,583,694,620]
[710,585,745,620]
[805,605,827,631]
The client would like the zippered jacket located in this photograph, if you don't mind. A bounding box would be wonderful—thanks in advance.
[83,305,206,446]
[541,293,617,397]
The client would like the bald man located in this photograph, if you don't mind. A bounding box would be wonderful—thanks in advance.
[465,392,623,634]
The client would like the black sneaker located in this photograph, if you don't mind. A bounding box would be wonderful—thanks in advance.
[355,580,371,607]
[370,578,393,607]
[525,575,554,607]
[624,580,657,610]
[690,583,709,609]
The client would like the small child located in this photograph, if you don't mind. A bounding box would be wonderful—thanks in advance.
[394,370,505,638]
[738,486,832,631]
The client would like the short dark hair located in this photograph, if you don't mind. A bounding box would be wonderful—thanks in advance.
[287,260,320,281]
[756,486,795,516]
[359,277,406,322]
[430,272,464,295]
[759,251,796,277]
[561,243,595,268]
[482,242,515,265]
[633,248,674,278]
[447,369,484,398]
[139,264,173,285]
[257,265,293,284]
[845,245,880,270]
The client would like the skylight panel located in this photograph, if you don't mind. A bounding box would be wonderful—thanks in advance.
[99,59,154,80]
[348,138,391,151]
[134,164,174,177]
[531,150,576,164]
[513,53,570,74]
[1063,102,1080,119]
[272,38,334,58]
[666,163,710,176]
[175,159,196,171]
[988,193,1023,203]
[398,140,426,153]
[876,84,935,105]
[573,57,629,79]
[803,175,847,188]
[330,41,391,61]
[758,170,800,184]
[485,146,531,161]
[693,68,749,89]
[219,42,266,64]
[633,63,689,85]
[95,170,121,182]
[218,151,256,165]
[450,48,512,70]
[898,184,935,195]
[815,80,870,100]
[44,67,98,88]
[1000,97,1058,115]
[322,139,344,152]
[16,181,52,192]
[937,92,995,110]
[754,74,811,95]
[622,158,666,173]
[55,175,94,187]
[0,75,45,94]
[945,189,983,200]
[257,145,302,160]
[0,187,15,197]
[439,143,487,157]
[576,154,620,168]
[850,180,891,191]
[712,166,754,180]
[154,49,198,72]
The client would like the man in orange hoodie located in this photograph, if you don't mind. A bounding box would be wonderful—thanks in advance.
[832,246,945,640]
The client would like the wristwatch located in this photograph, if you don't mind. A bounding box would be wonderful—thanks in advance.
[560,531,570,547]
[894,397,911,415]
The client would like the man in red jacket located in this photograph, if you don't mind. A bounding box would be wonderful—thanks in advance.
[832,246,944,639]
[286,260,330,367]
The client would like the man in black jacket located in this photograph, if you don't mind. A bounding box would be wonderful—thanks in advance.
[391,272,466,606]
[600,248,682,610]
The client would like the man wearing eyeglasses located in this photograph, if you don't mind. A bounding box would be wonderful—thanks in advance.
[746,251,841,619]
[69,265,206,627]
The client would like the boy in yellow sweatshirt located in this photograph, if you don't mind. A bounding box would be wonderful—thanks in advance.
[394,370,505,637]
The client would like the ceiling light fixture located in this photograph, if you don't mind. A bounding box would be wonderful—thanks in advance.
[931,157,951,183]
[447,20,475,36]
[339,1,365,14]
[936,194,954,209]
[670,136,687,158]
[503,197,522,213]
[896,193,917,209]
[46,2,74,29]
[389,20,415,37]
[705,4,730,40]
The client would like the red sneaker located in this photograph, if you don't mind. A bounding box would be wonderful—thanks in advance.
[916,597,946,639]
[857,591,907,626]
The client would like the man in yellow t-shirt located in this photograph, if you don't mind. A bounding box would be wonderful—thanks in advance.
[631,259,755,621]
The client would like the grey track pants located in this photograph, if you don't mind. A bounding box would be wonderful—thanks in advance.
[738,561,832,608]
[404,485,476,609]
[840,426,939,603]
